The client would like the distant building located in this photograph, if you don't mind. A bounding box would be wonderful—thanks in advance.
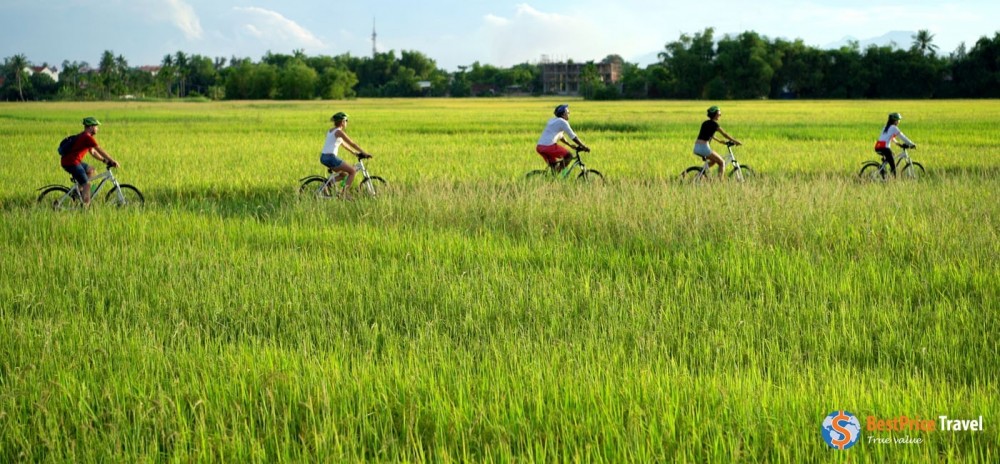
[25,65,60,82]
[539,56,622,95]
[138,65,162,76]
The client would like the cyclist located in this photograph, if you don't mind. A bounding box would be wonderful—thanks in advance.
[536,104,589,172]
[60,117,120,207]
[320,112,370,198]
[693,105,741,178]
[874,112,916,178]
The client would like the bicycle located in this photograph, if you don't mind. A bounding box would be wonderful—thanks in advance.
[680,141,753,182]
[858,144,924,180]
[37,165,144,209]
[524,147,604,182]
[299,152,386,198]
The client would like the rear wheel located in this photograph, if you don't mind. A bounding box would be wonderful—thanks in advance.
[729,165,754,181]
[299,177,335,198]
[360,176,386,196]
[105,184,144,206]
[681,166,707,183]
[37,186,77,209]
[577,169,604,183]
[525,169,551,180]
[858,162,886,181]
[899,161,925,180]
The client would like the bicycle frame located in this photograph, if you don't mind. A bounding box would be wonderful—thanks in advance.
[300,153,385,198]
[690,142,748,181]
[40,168,123,204]
[861,145,921,179]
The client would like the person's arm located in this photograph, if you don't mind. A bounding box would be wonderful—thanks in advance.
[91,146,119,167]
[716,127,741,145]
[894,130,915,147]
[338,132,369,156]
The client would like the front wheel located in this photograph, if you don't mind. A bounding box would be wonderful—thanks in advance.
[577,169,604,183]
[37,186,77,209]
[898,161,925,180]
[729,165,754,181]
[360,176,387,196]
[680,166,706,183]
[106,184,144,206]
[858,162,886,181]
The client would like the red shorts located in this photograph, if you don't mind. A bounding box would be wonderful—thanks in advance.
[536,144,570,164]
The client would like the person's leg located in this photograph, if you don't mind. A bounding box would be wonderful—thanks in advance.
[707,152,725,177]
[334,163,357,196]
[877,148,895,178]
[65,163,92,205]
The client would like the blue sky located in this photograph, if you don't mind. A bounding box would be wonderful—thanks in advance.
[2,0,998,71]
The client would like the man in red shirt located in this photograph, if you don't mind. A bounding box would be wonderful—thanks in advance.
[61,117,119,206]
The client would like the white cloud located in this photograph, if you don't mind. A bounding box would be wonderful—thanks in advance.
[232,7,324,50]
[482,4,607,65]
[163,0,203,40]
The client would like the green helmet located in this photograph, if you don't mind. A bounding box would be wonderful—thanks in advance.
[707,105,721,116]
[331,112,349,123]
[888,112,902,121]
[82,116,101,127]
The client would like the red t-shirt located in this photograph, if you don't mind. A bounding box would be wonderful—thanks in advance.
[60,131,98,167]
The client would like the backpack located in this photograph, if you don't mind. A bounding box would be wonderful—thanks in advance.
[57,134,78,156]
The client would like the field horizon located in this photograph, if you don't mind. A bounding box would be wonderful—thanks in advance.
[1,99,997,462]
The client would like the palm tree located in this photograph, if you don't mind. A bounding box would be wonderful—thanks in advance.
[912,30,939,56]
[5,54,30,101]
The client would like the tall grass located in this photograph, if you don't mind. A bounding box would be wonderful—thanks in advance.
[0,100,997,462]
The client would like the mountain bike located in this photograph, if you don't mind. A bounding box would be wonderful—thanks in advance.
[524,147,604,182]
[37,165,144,209]
[299,152,386,198]
[858,144,924,180]
[680,141,753,182]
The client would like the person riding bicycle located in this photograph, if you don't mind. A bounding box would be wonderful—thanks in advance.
[874,112,916,178]
[60,117,120,207]
[536,104,589,172]
[320,112,370,198]
[693,105,741,178]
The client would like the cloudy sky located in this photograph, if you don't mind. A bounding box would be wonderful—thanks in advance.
[2,0,998,70]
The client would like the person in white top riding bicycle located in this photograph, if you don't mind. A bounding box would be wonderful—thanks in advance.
[536,104,590,172]
[320,112,370,198]
[693,105,741,178]
[874,112,916,178]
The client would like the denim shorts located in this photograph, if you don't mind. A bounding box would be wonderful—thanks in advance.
[693,143,713,158]
[320,153,345,169]
[62,162,91,185]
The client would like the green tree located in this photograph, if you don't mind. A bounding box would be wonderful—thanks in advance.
[278,59,318,99]
[3,54,31,101]
[912,30,939,56]
[659,28,717,98]
[317,66,358,99]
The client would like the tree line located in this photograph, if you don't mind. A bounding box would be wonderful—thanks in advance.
[3,28,999,101]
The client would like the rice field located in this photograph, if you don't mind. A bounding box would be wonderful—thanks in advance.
[0,99,998,462]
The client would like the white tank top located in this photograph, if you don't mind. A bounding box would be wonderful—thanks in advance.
[321,128,344,155]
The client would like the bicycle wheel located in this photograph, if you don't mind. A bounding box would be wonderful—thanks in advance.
[680,166,707,183]
[858,162,886,181]
[37,186,77,209]
[360,176,387,196]
[299,177,335,198]
[525,169,550,180]
[577,169,604,183]
[729,165,754,181]
[105,184,145,206]
[898,161,925,180]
